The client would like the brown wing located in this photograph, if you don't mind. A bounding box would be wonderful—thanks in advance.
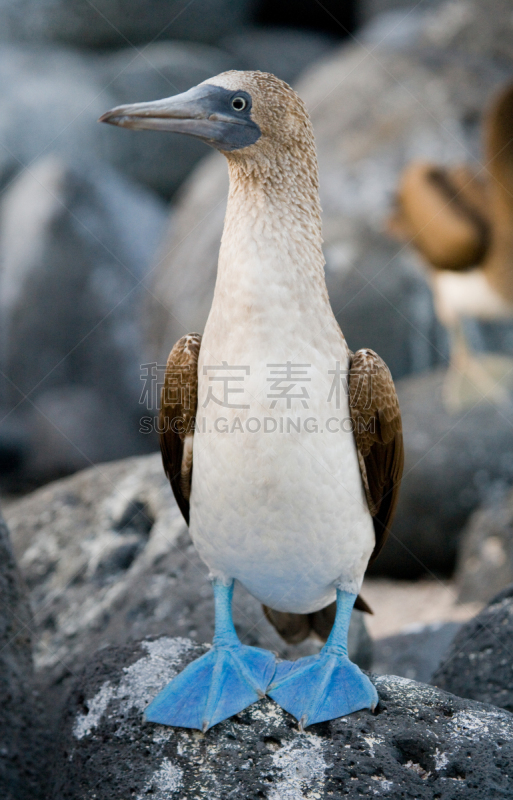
[349,348,404,563]
[388,160,490,270]
[159,333,201,525]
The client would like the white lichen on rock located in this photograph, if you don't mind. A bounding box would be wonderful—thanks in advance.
[73,682,114,739]
[136,758,183,799]
[73,637,191,738]
[268,733,326,800]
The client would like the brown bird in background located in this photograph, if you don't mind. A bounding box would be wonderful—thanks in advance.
[389,82,513,410]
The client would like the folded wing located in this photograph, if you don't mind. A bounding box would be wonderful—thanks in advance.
[159,333,202,525]
[349,348,404,563]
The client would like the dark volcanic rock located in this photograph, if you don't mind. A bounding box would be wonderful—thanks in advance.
[53,635,513,799]
[0,156,166,486]
[369,369,513,577]
[5,454,371,693]
[455,489,513,604]
[432,586,513,713]
[0,511,39,799]
[373,621,462,684]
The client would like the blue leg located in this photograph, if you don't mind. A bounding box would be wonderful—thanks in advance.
[268,590,378,729]
[144,579,276,731]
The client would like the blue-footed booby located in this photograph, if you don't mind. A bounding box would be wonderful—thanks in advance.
[100,71,403,731]
[390,82,513,410]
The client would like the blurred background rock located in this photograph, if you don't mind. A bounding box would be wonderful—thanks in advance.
[3,5,513,769]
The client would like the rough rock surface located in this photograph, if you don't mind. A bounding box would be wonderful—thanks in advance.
[100,42,238,196]
[0,156,166,486]
[5,454,371,690]
[371,369,513,577]
[455,489,513,604]
[0,510,40,800]
[433,585,513,714]
[53,635,513,799]
[0,0,257,48]
[145,6,512,374]
[373,622,461,684]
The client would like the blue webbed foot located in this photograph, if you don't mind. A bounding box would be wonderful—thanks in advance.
[268,649,377,729]
[268,589,378,728]
[144,580,276,731]
[145,642,276,731]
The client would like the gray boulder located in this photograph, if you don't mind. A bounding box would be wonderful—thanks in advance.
[373,621,462,683]
[0,156,167,486]
[0,511,41,799]
[0,0,257,48]
[145,23,511,372]
[0,41,239,199]
[5,453,371,693]
[432,585,513,713]
[0,43,117,192]
[371,368,513,577]
[361,0,513,65]
[418,0,513,65]
[53,635,513,799]
[359,1,443,26]
[455,489,513,604]
[99,42,238,197]
[220,26,336,86]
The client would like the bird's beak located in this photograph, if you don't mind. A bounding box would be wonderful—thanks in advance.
[99,83,261,152]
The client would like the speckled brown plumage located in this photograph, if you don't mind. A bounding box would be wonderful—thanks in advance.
[159,333,201,525]
[349,348,404,563]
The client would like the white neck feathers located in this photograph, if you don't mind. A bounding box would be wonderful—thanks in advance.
[211,149,332,330]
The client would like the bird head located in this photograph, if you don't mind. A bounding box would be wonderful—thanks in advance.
[99,70,315,173]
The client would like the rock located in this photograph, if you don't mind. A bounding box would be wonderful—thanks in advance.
[53,635,513,799]
[0,0,257,48]
[432,586,513,713]
[0,510,40,799]
[361,0,513,65]
[358,8,433,51]
[419,0,513,65]
[5,453,371,694]
[99,42,238,197]
[0,156,167,487]
[455,488,513,604]
[220,26,336,86]
[373,622,462,683]
[145,25,512,373]
[0,43,117,192]
[0,41,237,199]
[370,368,513,577]
[359,1,443,25]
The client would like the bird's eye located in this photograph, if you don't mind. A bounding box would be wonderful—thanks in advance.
[231,96,247,112]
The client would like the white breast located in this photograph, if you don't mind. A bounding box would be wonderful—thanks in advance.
[189,329,375,614]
